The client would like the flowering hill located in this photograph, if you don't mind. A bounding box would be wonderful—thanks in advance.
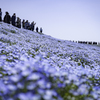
[0,22,100,100]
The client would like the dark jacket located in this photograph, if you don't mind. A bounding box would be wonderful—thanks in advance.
[31,22,36,31]
[36,27,38,32]
[40,28,43,33]
[4,14,11,24]
[0,12,2,21]
[22,20,25,28]
[12,15,16,26]
[16,18,21,28]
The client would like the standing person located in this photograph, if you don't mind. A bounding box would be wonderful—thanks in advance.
[28,22,31,30]
[0,8,2,21]
[31,21,36,31]
[19,18,21,28]
[12,13,16,26]
[16,17,19,27]
[36,27,39,32]
[25,20,29,29]
[16,17,21,28]
[22,19,25,29]
[4,12,11,24]
[40,27,43,33]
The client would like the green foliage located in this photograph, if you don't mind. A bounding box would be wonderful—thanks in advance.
[26,39,30,42]
[57,53,64,58]
[0,37,16,46]
[6,58,15,62]
[78,62,81,66]
[35,48,39,52]
[1,31,8,35]
[10,30,16,34]
[38,32,44,35]
[57,82,93,100]
[58,40,61,42]
[0,50,9,55]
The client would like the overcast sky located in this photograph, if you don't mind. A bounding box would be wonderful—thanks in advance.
[0,0,100,42]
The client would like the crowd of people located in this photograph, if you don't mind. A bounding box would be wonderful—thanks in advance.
[0,8,43,33]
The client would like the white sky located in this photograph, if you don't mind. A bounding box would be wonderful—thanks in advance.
[0,0,100,42]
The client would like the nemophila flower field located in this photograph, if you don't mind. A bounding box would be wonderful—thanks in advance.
[0,22,100,100]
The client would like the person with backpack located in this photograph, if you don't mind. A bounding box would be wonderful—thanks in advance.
[0,8,2,21]
[12,13,16,26]
[31,21,36,31]
[4,12,11,24]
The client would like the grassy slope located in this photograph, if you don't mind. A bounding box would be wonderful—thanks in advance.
[0,22,100,100]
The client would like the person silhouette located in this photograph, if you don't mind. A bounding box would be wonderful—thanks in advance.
[40,27,43,33]
[16,17,21,28]
[22,19,25,28]
[31,21,36,31]
[0,8,2,21]
[12,13,16,26]
[4,12,11,24]
[36,27,39,32]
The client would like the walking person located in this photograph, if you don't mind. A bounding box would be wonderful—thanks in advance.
[31,21,36,31]
[4,12,11,24]
[12,13,16,26]
[0,8,2,21]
